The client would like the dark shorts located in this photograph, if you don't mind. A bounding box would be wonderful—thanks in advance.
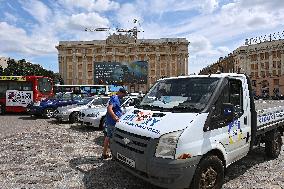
[104,124,115,138]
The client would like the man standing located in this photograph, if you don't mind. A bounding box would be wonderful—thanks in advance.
[102,88,127,159]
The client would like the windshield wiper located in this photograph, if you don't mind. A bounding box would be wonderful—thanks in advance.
[136,104,171,112]
[171,105,201,113]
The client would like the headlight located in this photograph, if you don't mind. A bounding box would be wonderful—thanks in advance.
[34,101,41,106]
[87,112,100,117]
[155,130,184,159]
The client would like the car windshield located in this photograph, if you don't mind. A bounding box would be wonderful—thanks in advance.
[91,97,110,106]
[139,77,220,112]
[77,98,94,105]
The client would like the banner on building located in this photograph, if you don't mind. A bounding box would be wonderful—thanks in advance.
[94,61,148,85]
[0,76,26,81]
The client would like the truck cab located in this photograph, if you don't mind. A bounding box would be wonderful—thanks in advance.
[110,73,283,189]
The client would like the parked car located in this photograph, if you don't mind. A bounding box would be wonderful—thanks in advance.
[54,96,109,123]
[27,93,88,118]
[79,96,141,129]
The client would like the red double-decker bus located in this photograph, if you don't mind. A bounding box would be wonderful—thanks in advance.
[0,76,54,114]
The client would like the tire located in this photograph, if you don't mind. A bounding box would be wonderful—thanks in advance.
[265,130,282,158]
[99,116,106,130]
[69,112,79,123]
[43,108,54,118]
[0,104,5,115]
[190,155,224,189]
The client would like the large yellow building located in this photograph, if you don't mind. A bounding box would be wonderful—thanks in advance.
[200,39,284,97]
[56,34,189,92]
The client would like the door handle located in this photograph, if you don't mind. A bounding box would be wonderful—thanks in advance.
[244,116,247,125]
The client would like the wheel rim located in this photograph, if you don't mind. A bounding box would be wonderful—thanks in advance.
[46,109,54,118]
[200,166,218,189]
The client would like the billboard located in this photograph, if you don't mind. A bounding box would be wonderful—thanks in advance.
[94,61,148,85]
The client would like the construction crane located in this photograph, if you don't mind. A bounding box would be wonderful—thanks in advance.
[85,19,144,42]
[115,19,144,42]
[84,27,110,32]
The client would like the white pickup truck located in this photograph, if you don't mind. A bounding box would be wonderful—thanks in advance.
[110,73,284,189]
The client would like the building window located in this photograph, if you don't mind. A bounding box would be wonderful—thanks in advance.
[68,65,72,70]
[274,79,279,85]
[265,52,269,59]
[273,61,276,68]
[272,51,277,59]
[265,62,269,69]
[260,53,264,60]
[252,80,256,87]
[273,70,277,76]
[277,50,281,58]
[277,61,281,68]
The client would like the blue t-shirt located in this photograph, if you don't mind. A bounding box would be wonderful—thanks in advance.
[106,95,123,126]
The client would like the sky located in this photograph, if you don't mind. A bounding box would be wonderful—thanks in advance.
[1,0,284,74]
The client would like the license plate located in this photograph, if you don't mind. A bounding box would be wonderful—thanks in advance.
[117,152,135,168]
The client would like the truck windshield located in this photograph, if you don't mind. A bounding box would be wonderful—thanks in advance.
[140,77,220,112]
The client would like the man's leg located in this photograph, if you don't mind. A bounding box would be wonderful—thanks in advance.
[102,136,109,156]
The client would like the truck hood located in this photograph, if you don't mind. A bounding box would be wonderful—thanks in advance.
[116,109,202,139]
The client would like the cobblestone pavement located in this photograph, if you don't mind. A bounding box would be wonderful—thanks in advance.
[0,115,283,189]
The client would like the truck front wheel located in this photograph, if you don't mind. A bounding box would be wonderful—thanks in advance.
[265,130,282,158]
[190,155,224,189]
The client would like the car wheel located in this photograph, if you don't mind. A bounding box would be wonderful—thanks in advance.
[43,108,54,118]
[69,112,79,123]
[99,116,106,130]
[190,155,224,189]
[0,104,5,115]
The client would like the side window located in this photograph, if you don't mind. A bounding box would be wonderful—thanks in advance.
[210,79,243,128]
[22,82,33,91]
[8,81,21,90]
[229,79,243,116]
[0,82,8,97]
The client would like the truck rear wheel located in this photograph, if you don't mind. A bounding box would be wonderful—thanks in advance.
[265,130,282,158]
[190,155,224,189]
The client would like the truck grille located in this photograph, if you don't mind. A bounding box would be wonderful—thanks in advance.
[113,128,151,154]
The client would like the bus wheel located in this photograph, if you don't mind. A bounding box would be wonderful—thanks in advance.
[0,104,5,115]
[265,130,282,158]
[190,155,224,189]
[43,108,54,118]
[69,112,79,123]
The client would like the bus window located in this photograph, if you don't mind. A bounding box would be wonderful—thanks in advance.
[8,82,21,90]
[22,82,33,91]
[38,78,52,94]
[0,82,8,97]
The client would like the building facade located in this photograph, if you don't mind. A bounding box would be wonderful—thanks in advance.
[56,34,189,92]
[200,39,284,97]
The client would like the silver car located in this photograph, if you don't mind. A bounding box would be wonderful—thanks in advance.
[79,97,140,129]
[54,96,109,123]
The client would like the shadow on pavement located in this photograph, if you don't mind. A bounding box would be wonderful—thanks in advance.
[224,146,271,183]
[69,124,101,133]
[69,156,161,189]
[18,115,45,120]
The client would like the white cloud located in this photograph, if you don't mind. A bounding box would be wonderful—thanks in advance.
[19,0,52,24]
[0,22,57,56]
[58,0,119,12]
[67,12,109,30]
[4,12,18,23]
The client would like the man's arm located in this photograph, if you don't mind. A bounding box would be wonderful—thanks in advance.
[107,104,119,122]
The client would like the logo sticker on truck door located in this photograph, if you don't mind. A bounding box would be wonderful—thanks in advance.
[228,120,244,144]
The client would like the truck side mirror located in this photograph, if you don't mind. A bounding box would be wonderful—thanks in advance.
[222,103,234,122]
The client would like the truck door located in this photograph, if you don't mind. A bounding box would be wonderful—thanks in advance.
[209,77,251,163]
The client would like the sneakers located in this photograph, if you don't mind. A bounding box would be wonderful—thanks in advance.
[101,154,112,160]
